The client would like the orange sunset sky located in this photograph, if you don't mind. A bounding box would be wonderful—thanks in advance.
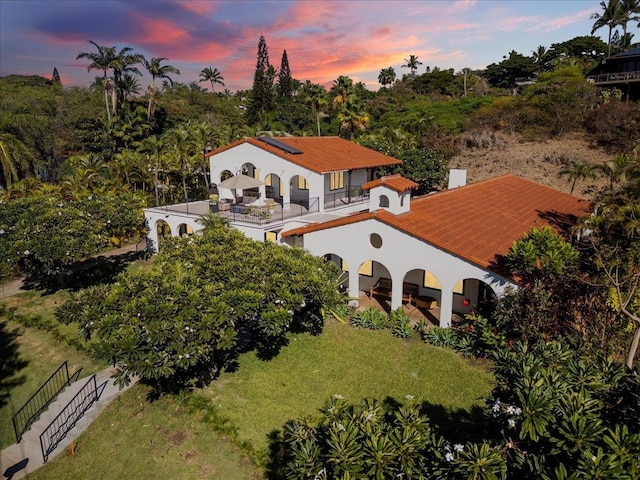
[0,0,608,92]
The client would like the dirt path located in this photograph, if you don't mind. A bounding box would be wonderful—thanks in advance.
[0,240,146,300]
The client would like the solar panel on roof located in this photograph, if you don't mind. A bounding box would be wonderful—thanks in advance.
[257,137,303,154]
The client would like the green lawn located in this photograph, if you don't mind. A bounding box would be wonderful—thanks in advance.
[0,290,105,449]
[204,319,494,451]
[28,384,261,480]
[2,289,493,480]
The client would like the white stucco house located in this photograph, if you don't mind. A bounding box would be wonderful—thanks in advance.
[144,136,590,328]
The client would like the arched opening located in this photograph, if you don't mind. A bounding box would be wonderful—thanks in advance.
[264,173,283,203]
[360,261,391,313]
[156,220,172,249]
[324,254,349,292]
[289,175,311,212]
[379,194,389,208]
[240,162,260,201]
[403,269,442,326]
[178,223,194,237]
[220,169,233,182]
[452,278,497,318]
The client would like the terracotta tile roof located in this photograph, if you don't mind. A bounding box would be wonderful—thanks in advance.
[282,175,591,272]
[206,136,401,174]
[362,174,418,192]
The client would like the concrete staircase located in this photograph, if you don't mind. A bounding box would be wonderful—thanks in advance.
[1,367,136,480]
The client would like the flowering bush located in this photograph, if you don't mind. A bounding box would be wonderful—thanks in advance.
[276,340,640,479]
[0,192,145,282]
[56,220,344,392]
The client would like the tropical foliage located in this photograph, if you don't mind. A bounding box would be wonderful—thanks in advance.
[0,191,144,281]
[55,218,343,392]
[275,340,640,479]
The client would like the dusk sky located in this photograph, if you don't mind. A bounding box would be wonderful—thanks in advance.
[0,0,609,92]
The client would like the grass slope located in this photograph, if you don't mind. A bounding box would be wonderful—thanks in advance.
[0,290,105,448]
[28,385,261,480]
[205,319,494,450]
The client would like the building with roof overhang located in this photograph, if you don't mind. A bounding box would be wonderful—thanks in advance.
[280,174,590,327]
[144,137,590,327]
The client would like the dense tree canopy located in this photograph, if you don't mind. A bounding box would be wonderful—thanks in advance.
[55,218,343,391]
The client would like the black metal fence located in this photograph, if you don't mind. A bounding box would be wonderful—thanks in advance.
[39,374,105,463]
[214,197,320,225]
[323,187,368,210]
[12,361,82,443]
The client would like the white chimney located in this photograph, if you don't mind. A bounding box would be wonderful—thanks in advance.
[448,169,467,189]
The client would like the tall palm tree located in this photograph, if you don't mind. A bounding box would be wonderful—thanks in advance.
[166,125,196,202]
[111,46,144,115]
[620,0,640,47]
[531,45,548,74]
[199,66,225,93]
[402,55,423,77]
[304,84,328,136]
[591,0,625,56]
[76,41,117,122]
[378,67,396,88]
[187,121,218,190]
[144,57,181,120]
[139,135,168,206]
[331,75,354,107]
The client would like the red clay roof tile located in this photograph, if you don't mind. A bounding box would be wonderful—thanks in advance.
[362,174,418,192]
[206,136,401,174]
[282,175,591,272]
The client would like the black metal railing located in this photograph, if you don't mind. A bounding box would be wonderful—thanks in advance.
[324,187,369,210]
[214,197,320,225]
[39,374,106,463]
[12,361,82,443]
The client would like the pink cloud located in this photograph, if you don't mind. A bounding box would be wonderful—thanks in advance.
[175,1,217,16]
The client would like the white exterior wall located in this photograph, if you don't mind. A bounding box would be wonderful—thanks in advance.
[368,185,411,214]
[209,143,323,211]
[144,208,204,252]
[287,219,514,327]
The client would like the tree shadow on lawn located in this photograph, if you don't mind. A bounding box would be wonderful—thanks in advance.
[22,250,146,294]
[0,318,29,409]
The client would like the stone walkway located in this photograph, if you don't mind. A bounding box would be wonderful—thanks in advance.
[0,367,137,480]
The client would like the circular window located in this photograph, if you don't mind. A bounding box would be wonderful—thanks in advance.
[370,233,383,249]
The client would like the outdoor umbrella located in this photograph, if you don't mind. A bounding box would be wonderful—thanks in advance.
[218,174,264,202]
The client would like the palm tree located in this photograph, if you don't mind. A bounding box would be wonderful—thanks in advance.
[120,73,141,101]
[111,46,144,114]
[532,45,548,74]
[144,57,180,120]
[139,135,168,206]
[331,75,354,107]
[199,66,225,93]
[402,55,422,77]
[76,41,117,122]
[187,121,218,191]
[594,154,630,191]
[378,67,396,88]
[620,0,640,47]
[558,160,596,194]
[166,125,196,202]
[0,131,30,189]
[304,84,328,136]
[591,0,625,56]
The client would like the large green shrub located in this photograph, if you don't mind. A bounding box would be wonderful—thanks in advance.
[56,219,343,391]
